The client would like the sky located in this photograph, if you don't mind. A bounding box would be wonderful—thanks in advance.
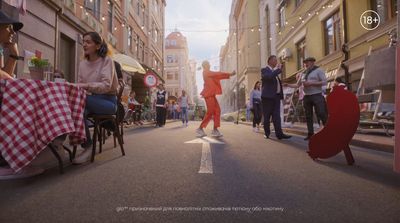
[165,0,232,93]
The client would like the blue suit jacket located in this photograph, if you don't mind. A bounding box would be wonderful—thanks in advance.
[261,66,283,99]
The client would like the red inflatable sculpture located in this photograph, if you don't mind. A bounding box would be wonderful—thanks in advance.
[308,85,360,165]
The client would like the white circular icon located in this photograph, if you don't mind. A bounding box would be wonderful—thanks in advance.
[360,10,380,31]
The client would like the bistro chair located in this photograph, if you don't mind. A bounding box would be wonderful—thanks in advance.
[72,79,126,162]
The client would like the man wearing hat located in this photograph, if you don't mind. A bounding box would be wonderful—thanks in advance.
[0,10,24,80]
[299,57,328,140]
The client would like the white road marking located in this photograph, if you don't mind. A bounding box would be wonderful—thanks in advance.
[185,137,225,174]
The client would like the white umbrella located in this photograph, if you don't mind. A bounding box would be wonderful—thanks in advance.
[113,54,146,74]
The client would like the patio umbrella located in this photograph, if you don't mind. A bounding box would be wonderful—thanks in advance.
[113,54,146,75]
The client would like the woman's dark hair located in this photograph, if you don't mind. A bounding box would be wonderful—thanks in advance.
[267,55,277,63]
[83,31,108,59]
[114,61,123,79]
[334,77,344,84]
[253,81,261,90]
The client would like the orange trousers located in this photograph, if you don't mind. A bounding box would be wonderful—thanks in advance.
[200,96,221,129]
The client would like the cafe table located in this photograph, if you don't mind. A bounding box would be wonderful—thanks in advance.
[0,78,86,174]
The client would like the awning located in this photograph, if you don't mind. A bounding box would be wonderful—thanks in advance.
[113,54,146,74]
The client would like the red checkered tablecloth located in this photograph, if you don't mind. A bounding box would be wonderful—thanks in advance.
[0,79,86,172]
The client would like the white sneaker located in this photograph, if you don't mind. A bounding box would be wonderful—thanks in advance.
[196,128,207,137]
[72,149,92,164]
[211,129,223,137]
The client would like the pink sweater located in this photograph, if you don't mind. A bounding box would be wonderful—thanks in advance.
[78,56,118,95]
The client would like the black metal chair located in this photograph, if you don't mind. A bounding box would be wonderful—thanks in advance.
[72,80,126,162]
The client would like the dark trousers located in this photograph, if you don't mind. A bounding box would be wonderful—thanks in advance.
[262,97,284,137]
[303,93,328,136]
[156,106,166,126]
[252,103,262,127]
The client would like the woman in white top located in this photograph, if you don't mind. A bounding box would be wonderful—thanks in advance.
[178,90,191,126]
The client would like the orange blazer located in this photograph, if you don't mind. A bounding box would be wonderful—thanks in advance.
[200,70,230,98]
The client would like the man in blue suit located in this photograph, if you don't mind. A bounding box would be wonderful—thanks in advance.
[261,55,291,140]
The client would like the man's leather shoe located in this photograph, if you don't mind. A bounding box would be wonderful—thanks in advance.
[277,134,292,140]
[264,135,270,139]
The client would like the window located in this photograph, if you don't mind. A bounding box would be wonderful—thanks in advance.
[324,11,341,55]
[154,28,158,43]
[136,0,141,15]
[296,38,306,70]
[142,4,146,27]
[371,0,397,22]
[279,6,286,28]
[128,26,132,48]
[171,40,176,46]
[175,72,179,80]
[295,0,303,7]
[108,1,114,33]
[167,55,174,63]
[136,35,140,58]
[84,0,101,19]
[140,40,145,62]
[134,33,138,56]
[265,6,271,57]
[154,0,158,13]
[167,72,173,80]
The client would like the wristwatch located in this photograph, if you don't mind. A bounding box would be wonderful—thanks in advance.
[9,55,24,60]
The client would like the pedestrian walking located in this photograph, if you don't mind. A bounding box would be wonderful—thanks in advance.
[196,60,236,137]
[245,99,251,122]
[178,90,192,126]
[261,55,291,140]
[155,84,168,127]
[250,81,262,132]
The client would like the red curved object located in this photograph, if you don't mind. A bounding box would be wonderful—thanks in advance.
[308,86,360,165]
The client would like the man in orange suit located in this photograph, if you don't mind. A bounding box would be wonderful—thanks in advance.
[196,60,235,137]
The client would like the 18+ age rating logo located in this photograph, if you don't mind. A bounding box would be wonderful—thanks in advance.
[360,10,380,30]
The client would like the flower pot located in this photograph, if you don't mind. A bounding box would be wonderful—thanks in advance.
[29,67,44,80]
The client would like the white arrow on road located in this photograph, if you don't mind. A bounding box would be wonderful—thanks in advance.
[185,137,225,174]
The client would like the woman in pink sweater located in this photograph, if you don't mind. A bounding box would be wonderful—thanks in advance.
[73,31,118,164]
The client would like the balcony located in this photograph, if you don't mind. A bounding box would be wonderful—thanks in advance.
[80,9,103,34]
[62,0,76,13]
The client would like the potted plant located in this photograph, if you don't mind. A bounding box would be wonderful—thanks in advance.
[29,56,50,80]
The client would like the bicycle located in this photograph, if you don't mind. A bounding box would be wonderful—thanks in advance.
[141,106,156,122]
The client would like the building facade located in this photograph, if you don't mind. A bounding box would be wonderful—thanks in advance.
[1,0,166,102]
[220,1,239,114]
[219,0,262,113]
[259,0,278,67]
[164,31,197,103]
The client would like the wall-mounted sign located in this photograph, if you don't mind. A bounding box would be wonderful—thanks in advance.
[144,72,158,88]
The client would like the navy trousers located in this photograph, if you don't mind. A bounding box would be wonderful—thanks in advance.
[262,97,284,137]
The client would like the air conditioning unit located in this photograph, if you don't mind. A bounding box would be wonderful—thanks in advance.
[280,48,292,59]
